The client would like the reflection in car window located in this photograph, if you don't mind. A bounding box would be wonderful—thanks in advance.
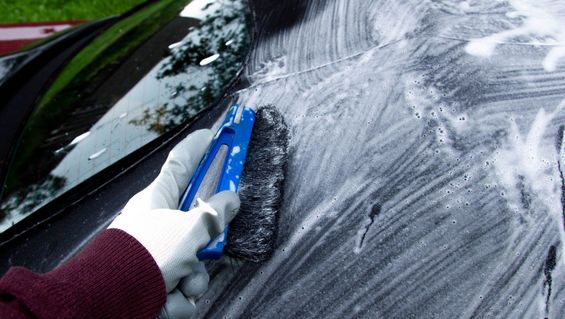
[0,53,31,86]
[0,0,250,232]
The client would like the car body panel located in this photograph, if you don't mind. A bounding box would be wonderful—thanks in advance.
[199,1,565,318]
[1,0,565,318]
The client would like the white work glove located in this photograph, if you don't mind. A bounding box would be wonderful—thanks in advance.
[109,129,240,319]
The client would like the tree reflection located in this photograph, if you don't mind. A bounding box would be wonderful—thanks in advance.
[130,0,250,134]
[0,175,66,229]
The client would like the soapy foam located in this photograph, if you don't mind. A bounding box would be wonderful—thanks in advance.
[465,0,565,72]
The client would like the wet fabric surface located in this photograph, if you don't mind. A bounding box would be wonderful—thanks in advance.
[197,1,565,318]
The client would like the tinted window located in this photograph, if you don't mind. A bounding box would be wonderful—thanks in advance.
[0,0,250,232]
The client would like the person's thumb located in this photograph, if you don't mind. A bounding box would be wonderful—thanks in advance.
[206,191,240,226]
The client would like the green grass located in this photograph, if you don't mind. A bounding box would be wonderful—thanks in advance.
[0,0,147,23]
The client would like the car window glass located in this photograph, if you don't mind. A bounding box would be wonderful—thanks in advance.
[0,0,250,232]
[0,53,31,86]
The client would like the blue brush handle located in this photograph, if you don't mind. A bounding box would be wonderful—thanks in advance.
[178,105,255,260]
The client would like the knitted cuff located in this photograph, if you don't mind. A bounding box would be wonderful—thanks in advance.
[0,229,166,319]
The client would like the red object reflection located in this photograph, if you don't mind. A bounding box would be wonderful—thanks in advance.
[0,21,86,55]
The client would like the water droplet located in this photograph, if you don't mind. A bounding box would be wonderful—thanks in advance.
[88,148,107,160]
[199,53,220,66]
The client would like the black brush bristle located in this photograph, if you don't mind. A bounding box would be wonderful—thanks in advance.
[225,105,289,262]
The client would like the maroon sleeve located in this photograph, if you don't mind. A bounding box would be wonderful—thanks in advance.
[0,229,167,319]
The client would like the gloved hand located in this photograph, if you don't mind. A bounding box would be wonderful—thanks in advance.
[109,129,240,318]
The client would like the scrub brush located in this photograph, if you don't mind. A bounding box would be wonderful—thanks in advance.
[179,105,289,263]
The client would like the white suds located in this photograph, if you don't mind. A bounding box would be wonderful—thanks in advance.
[459,1,471,11]
[88,148,107,160]
[465,0,565,72]
[493,99,565,259]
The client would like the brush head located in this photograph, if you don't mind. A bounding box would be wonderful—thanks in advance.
[225,105,289,262]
